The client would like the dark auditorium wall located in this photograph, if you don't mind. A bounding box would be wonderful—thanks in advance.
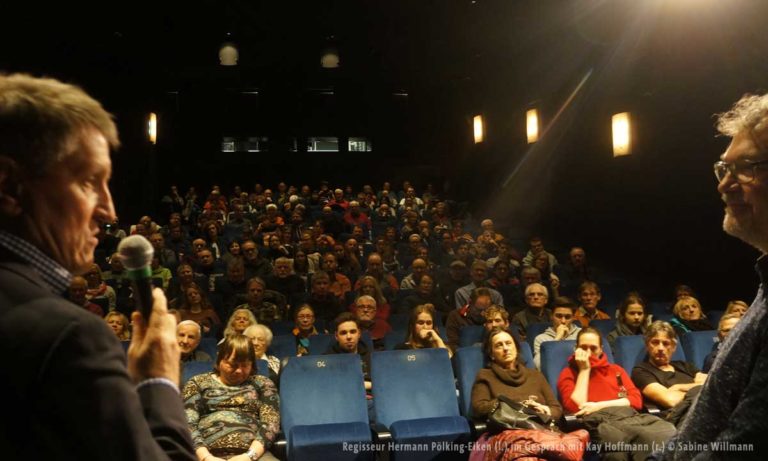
[2,0,768,310]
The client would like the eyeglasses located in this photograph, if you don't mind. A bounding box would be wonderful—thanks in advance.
[714,159,768,184]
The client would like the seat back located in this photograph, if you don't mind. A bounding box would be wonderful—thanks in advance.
[459,325,486,348]
[615,335,686,374]
[589,319,616,338]
[384,329,408,350]
[198,337,219,359]
[680,330,717,370]
[308,334,334,355]
[280,354,369,432]
[453,345,485,417]
[707,310,724,328]
[181,361,214,385]
[256,359,270,377]
[270,334,298,360]
[371,349,459,428]
[540,340,576,400]
[525,322,550,349]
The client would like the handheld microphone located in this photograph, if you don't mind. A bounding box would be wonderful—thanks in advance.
[118,235,155,319]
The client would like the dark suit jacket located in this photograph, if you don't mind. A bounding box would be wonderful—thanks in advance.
[0,255,196,460]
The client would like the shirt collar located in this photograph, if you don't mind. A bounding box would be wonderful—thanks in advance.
[0,230,72,295]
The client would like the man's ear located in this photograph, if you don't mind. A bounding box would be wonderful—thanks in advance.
[0,156,23,217]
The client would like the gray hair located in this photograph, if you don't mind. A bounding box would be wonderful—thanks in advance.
[177,320,202,336]
[644,320,677,344]
[716,93,768,138]
[244,323,273,346]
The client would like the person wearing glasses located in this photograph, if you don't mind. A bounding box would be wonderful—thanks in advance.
[532,296,581,369]
[653,93,768,459]
[630,321,706,427]
[353,295,391,351]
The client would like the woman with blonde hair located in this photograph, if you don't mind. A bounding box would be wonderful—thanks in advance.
[104,311,130,340]
[725,300,748,317]
[669,296,713,335]
[223,308,258,340]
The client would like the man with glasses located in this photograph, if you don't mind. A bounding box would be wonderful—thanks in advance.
[241,239,273,280]
[353,295,390,351]
[532,296,581,369]
[653,93,768,459]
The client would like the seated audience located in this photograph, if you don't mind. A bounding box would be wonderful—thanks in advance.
[244,324,281,382]
[533,296,581,369]
[399,257,429,290]
[84,263,117,312]
[68,275,104,317]
[177,320,212,363]
[213,259,248,320]
[702,313,741,372]
[351,275,391,320]
[669,296,713,335]
[104,311,131,341]
[446,288,494,353]
[471,326,562,422]
[557,327,676,461]
[264,257,306,302]
[724,299,749,318]
[324,312,373,414]
[394,303,451,357]
[606,292,649,350]
[292,304,323,356]
[183,335,280,461]
[454,260,504,309]
[321,252,352,301]
[223,308,259,341]
[437,260,469,309]
[574,281,610,327]
[179,283,222,337]
[483,305,511,332]
[150,255,173,292]
[512,283,552,341]
[296,271,343,324]
[354,252,399,301]
[398,273,449,315]
[235,277,282,326]
[522,236,558,269]
[353,295,391,350]
[487,259,522,312]
[631,321,706,426]
[531,252,561,300]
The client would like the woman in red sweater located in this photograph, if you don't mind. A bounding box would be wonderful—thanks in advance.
[557,327,675,461]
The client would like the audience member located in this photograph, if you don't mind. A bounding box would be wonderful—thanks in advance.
[454,260,504,309]
[183,335,280,460]
[724,299,748,317]
[631,321,706,426]
[557,328,676,461]
[352,275,392,320]
[105,311,131,340]
[446,287,494,352]
[244,324,281,382]
[669,296,713,335]
[292,304,323,356]
[353,295,391,350]
[68,275,104,317]
[606,292,649,350]
[236,277,282,326]
[394,303,451,356]
[482,305,511,332]
[177,320,211,363]
[179,283,222,337]
[512,283,552,341]
[574,281,611,327]
[702,313,741,373]
[522,236,558,268]
[533,296,581,369]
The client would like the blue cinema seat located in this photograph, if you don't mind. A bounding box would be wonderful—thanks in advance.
[371,349,471,461]
[680,330,717,371]
[525,322,550,349]
[458,325,485,348]
[280,354,374,461]
[589,319,616,339]
[198,337,218,360]
[614,335,686,374]
[181,361,214,385]
[308,333,334,355]
[269,334,298,360]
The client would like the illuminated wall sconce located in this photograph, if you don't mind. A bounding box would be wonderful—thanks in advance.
[526,108,539,144]
[148,112,157,145]
[612,112,631,157]
[473,114,484,144]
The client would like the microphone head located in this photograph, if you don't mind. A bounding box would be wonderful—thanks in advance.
[117,235,155,270]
